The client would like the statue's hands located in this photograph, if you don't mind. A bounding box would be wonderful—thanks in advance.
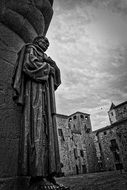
[44,54,60,76]
[45,56,56,67]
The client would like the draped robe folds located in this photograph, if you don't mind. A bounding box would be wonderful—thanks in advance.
[12,44,61,177]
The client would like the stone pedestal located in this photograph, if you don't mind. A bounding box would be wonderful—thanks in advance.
[0,1,54,189]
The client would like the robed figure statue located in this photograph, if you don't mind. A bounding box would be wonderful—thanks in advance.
[12,36,69,189]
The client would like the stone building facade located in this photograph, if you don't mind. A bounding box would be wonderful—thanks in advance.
[56,112,97,176]
[93,101,127,172]
[108,101,127,124]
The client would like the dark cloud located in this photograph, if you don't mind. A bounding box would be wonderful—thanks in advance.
[55,0,85,10]
[55,0,127,15]
[47,0,127,130]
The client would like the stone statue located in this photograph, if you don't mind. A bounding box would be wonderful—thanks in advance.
[12,36,69,190]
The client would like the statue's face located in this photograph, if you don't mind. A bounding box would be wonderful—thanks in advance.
[37,38,49,51]
[33,36,49,51]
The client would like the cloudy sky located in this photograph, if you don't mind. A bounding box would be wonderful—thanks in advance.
[47,0,127,130]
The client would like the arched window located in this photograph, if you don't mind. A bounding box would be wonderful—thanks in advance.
[80,115,84,119]
[85,116,88,120]
[73,115,77,119]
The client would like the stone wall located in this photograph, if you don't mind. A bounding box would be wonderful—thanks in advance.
[108,101,127,124]
[97,127,117,171]
[56,111,127,175]
[116,121,127,171]
[56,114,75,176]
[115,103,127,122]
[92,133,102,171]
[56,112,97,176]
[0,24,24,177]
[94,120,127,172]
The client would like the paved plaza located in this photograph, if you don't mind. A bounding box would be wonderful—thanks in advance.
[56,171,127,190]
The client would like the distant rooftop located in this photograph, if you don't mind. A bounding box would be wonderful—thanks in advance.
[93,125,111,134]
[56,113,68,119]
[69,111,90,117]
[109,102,115,111]
[93,117,127,134]
[56,111,90,119]
[109,101,127,111]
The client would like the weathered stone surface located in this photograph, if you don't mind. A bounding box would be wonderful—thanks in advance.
[0,26,22,177]
[116,122,127,171]
[0,177,29,190]
[1,8,37,42]
[0,23,24,51]
[56,112,97,176]
[94,101,127,172]
[0,0,53,42]
[0,138,19,177]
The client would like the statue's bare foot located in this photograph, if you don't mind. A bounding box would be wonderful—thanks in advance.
[40,178,61,189]
[46,177,70,190]
[29,176,70,190]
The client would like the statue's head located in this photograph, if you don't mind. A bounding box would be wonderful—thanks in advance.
[33,36,49,51]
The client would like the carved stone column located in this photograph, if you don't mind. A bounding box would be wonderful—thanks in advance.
[0,1,53,189]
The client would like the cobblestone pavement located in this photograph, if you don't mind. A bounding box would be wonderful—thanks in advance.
[56,171,127,190]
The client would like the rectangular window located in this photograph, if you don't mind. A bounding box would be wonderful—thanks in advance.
[104,131,107,135]
[114,152,120,162]
[58,129,65,141]
[110,139,117,146]
[84,124,90,133]
[111,112,113,116]
[80,150,84,157]
[74,148,78,159]
[110,139,119,151]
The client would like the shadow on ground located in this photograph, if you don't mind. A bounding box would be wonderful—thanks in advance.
[56,171,127,190]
